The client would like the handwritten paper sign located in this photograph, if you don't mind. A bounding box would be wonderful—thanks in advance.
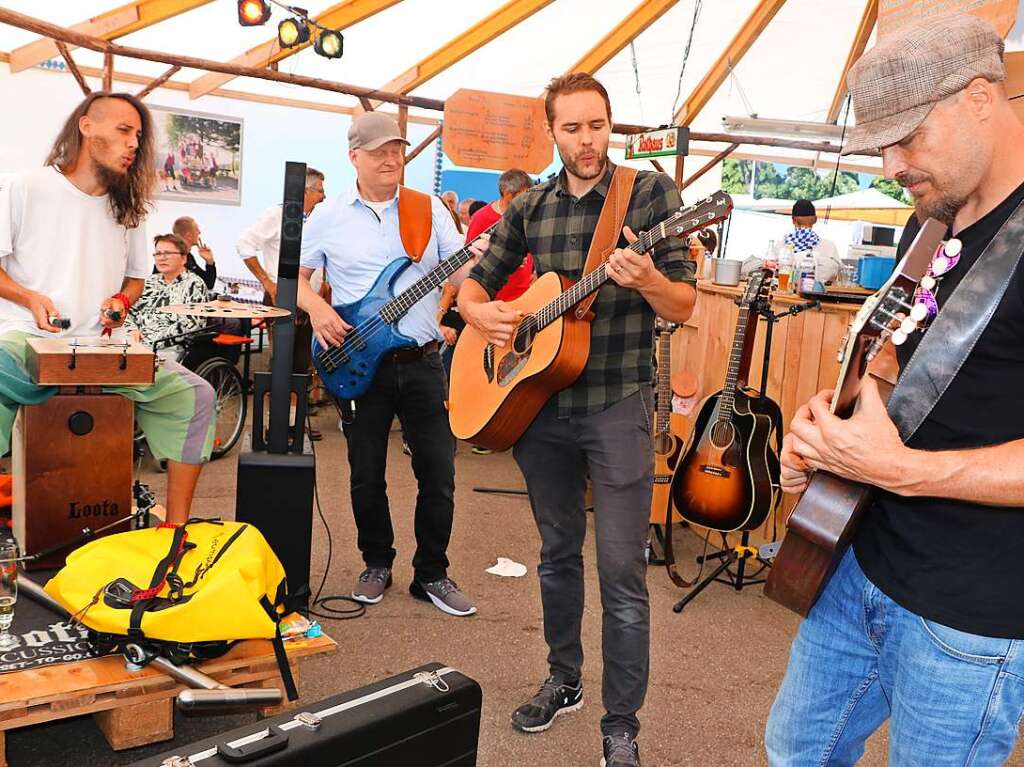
[443,89,553,174]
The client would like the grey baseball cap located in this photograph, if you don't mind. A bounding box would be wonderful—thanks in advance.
[347,112,410,151]
[842,14,1005,156]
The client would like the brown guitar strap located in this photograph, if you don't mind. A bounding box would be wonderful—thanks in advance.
[574,166,639,320]
[397,186,433,263]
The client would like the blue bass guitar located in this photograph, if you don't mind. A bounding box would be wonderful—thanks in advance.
[312,225,495,400]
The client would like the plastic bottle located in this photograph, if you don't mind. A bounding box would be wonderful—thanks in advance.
[797,251,816,294]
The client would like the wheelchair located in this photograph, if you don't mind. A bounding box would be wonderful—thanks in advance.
[143,326,250,461]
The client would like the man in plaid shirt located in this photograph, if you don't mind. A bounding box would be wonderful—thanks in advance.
[459,73,696,767]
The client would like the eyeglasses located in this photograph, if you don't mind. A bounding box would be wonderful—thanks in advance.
[153,250,184,258]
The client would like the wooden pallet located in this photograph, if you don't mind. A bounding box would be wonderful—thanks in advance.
[0,633,336,765]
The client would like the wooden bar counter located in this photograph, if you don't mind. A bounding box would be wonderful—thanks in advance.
[671,279,864,543]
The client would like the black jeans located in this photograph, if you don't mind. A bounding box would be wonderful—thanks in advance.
[513,388,654,738]
[342,350,454,583]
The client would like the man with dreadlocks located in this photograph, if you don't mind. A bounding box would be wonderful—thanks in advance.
[0,92,215,524]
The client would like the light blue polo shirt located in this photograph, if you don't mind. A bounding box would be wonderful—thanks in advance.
[300,186,464,346]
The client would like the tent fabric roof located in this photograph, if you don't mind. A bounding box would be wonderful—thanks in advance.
[2,1,1023,171]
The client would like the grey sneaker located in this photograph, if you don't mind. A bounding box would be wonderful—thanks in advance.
[409,577,476,616]
[352,566,392,604]
[601,733,640,767]
[511,676,583,733]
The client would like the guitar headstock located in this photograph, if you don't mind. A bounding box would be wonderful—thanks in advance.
[666,191,733,239]
[833,217,946,416]
[655,317,679,334]
[739,266,775,309]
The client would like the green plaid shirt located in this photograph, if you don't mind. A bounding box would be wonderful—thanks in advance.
[469,163,695,418]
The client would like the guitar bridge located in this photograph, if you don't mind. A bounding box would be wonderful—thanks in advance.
[699,465,731,478]
[483,346,494,383]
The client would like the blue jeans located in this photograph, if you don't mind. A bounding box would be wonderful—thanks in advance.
[766,548,1024,766]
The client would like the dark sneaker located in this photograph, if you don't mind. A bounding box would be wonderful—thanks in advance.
[471,445,493,455]
[601,733,640,767]
[409,577,476,616]
[511,676,583,733]
[352,567,392,604]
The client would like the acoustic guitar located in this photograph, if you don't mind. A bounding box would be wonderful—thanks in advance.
[763,218,947,616]
[448,192,733,452]
[650,319,688,526]
[669,268,783,532]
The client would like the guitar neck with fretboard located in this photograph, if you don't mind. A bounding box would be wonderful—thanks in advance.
[654,318,679,454]
[715,268,773,425]
[378,222,498,325]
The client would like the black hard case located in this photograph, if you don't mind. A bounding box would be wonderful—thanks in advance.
[129,663,482,766]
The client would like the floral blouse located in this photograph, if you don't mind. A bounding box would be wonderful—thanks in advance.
[125,271,208,348]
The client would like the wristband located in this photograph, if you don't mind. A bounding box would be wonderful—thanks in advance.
[112,292,133,311]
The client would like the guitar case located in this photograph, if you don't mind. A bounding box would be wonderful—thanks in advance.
[129,663,482,767]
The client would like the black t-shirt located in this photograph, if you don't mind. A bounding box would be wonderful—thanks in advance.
[853,181,1024,639]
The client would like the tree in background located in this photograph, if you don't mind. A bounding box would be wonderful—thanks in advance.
[870,176,912,204]
[721,159,859,200]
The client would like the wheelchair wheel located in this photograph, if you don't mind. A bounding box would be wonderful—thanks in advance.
[195,358,247,460]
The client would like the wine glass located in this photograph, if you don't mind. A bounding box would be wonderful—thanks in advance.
[0,541,19,651]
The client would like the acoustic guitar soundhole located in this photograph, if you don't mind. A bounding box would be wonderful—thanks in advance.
[512,316,538,355]
[709,420,735,450]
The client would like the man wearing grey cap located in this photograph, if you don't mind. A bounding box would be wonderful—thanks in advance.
[767,13,1024,766]
[297,112,487,617]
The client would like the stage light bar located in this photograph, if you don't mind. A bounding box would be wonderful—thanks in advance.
[238,0,271,26]
[314,29,344,59]
[278,17,310,47]
[722,115,846,141]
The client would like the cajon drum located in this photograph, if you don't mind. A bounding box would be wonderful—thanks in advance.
[13,338,156,570]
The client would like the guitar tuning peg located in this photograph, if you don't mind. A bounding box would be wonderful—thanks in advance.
[944,238,962,257]
[891,328,909,346]
[909,303,929,323]
[920,275,936,291]
[899,317,917,336]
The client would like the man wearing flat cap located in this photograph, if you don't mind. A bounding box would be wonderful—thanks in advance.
[297,112,488,617]
[767,13,1024,766]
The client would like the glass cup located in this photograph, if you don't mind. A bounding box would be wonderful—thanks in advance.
[777,271,791,293]
[0,542,19,651]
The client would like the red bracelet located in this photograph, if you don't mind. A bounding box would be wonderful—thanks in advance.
[112,292,132,311]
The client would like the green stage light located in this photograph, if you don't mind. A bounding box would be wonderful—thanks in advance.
[238,0,271,26]
[278,17,310,47]
[314,29,344,59]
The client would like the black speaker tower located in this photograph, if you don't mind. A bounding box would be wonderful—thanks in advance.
[236,162,316,608]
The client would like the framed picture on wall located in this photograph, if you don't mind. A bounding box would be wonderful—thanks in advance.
[150,106,243,205]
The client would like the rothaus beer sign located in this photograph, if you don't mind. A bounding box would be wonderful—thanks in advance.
[625,127,689,160]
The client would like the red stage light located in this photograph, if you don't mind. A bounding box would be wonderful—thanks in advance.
[238,0,271,26]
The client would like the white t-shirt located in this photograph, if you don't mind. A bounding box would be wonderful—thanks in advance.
[0,167,149,338]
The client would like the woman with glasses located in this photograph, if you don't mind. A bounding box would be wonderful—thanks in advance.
[125,233,208,358]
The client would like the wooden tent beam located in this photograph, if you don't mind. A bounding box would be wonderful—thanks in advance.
[9,0,213,73]
[567,0,681,74]
[680,143,738,191]
[405,125,442,165]
[189,0,402,99]
[827,0,877,123]
[673,0,788,126]
[0,7,446,111]
[103,51,114,91]
[136,64,180,99]
[54,41,91,96]
[357,0,555,113]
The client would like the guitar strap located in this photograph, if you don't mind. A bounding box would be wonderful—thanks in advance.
[887,198,1024,442]
[397,186,434,263]
[574,165,639,320]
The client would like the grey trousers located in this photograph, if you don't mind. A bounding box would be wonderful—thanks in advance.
[512,388,654,738]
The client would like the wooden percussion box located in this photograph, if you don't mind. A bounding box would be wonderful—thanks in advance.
[13,338,156,570]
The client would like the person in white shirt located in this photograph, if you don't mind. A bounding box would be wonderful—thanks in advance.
[0,92,216,525]
[298,113,489,616]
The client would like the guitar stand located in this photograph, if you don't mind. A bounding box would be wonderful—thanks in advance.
[672,530,772,613]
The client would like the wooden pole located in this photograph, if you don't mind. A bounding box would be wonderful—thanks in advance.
[136,65,180,100]
[0,6,447,113]
[405,125,443,165]
[649,159,666,173]
[102,51,113,92]
[54,40,90,96]
[674,155,685,190]
[398,105,408,184]
[358,96,374,112]
[680,143,739,192]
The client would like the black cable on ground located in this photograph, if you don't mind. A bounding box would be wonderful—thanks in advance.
[303,399,366,621]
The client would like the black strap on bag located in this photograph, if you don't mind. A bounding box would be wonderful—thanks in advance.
[260,579,299,702]
[888,200,1024,441]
